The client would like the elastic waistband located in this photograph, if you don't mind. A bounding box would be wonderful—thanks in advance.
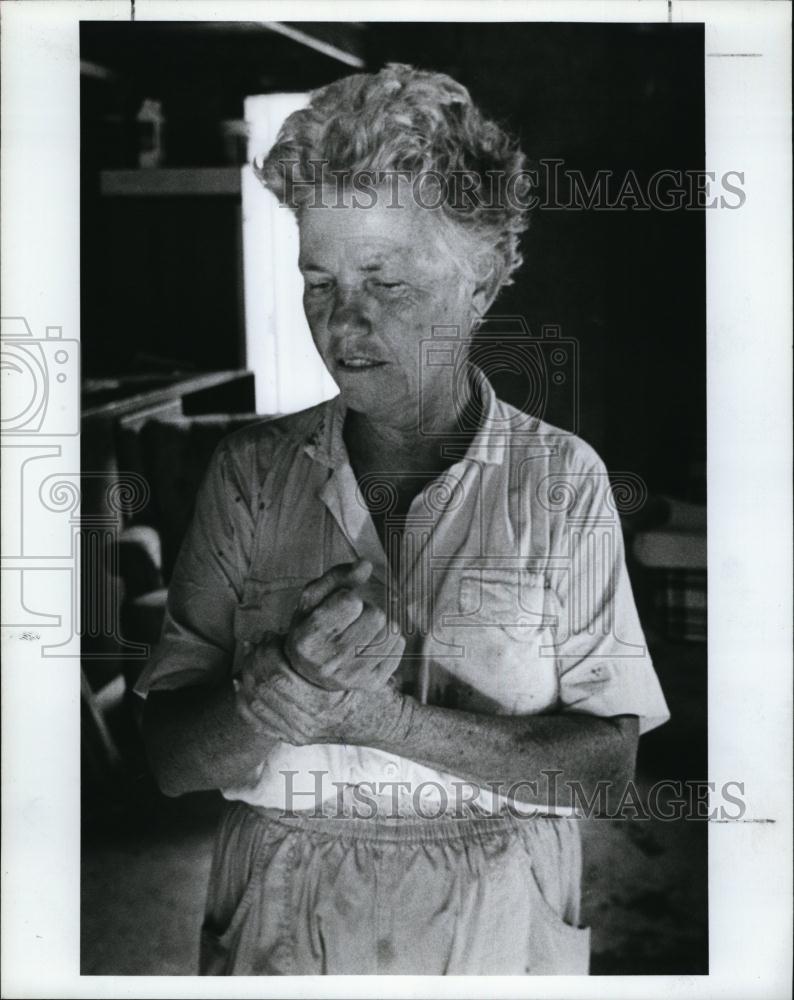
[243,801,574,845]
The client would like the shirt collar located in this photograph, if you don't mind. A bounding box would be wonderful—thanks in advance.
[302,396,348,469]
[302,368,507,471]
[461,368,507,466]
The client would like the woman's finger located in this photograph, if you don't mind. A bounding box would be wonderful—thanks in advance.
[332,601,388,651]
[303,587,365,638]
[297,558,372,615]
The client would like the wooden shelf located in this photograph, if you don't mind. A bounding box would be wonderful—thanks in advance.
[100,167,242,198]
[82,369,253,419]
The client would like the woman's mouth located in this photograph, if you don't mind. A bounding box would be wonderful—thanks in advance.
[336,356,387,371]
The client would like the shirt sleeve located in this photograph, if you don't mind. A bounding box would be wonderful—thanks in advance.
[134,440,255,697]
[549,452,670,735]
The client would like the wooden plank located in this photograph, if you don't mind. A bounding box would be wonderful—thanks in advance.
[82,370,252,420]
[100,168,242,197]
[262,22,365,68]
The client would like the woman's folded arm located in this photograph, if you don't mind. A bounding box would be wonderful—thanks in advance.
[142,682,280,797]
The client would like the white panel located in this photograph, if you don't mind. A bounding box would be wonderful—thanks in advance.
[242,93,338,415]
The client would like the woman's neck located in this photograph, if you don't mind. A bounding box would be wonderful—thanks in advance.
[343,387,483,476]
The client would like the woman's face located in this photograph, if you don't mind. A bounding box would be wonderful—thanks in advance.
[297,184,484,430]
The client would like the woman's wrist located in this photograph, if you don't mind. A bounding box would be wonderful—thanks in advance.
[339,682,418,749]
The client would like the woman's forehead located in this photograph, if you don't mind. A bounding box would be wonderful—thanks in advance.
[298,195,444,265]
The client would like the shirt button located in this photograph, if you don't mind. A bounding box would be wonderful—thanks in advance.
[383,761,400,779]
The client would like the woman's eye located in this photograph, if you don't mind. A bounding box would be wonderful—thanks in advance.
[374,280,405,291]
[306,280,332,293]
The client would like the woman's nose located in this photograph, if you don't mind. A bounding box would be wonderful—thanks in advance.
[327,288,370,339]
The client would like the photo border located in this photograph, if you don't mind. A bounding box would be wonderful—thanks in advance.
[1,1,791,997]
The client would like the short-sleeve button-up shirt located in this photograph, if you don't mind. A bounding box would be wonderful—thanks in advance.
[136,376,670,812]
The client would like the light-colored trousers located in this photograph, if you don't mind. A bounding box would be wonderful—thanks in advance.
[200,802,590,975]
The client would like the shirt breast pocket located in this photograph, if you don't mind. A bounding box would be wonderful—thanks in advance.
[453,570,558,639]
[431,569,561,715]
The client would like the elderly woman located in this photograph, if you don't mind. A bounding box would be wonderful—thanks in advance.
[138,64,669,976]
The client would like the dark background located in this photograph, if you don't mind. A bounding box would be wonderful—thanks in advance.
[81,21,707,977]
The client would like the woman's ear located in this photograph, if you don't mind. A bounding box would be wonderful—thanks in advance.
[471,261,502,317]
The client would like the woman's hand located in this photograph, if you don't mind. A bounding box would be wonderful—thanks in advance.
[236,631,357,744]
[284,559,405,691]
[236,628,413,746]
[234,559,409,745]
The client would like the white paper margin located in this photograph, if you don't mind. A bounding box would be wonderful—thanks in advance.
[1,1,791,997]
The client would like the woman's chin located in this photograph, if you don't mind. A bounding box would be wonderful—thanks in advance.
[336,381,409,420]
[342,393,419,430]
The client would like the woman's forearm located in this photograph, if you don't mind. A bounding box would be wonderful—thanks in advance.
[344,689,639,809]
[142,682,280,796]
